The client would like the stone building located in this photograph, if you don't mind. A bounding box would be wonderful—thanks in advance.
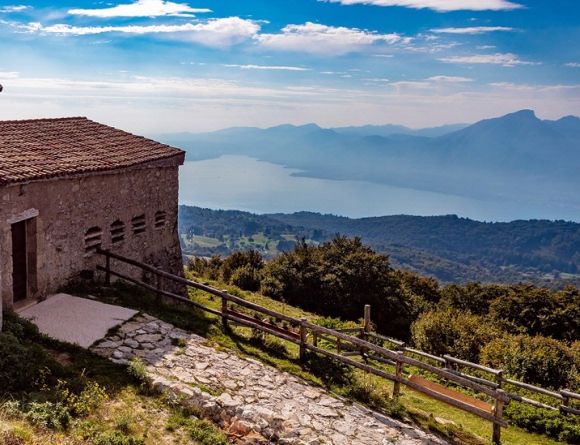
[0,117,185,328]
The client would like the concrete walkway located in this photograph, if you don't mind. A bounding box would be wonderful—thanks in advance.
[19,293,138,348]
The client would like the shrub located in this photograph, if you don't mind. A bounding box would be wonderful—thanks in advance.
[221,250,263,283]
[127,358,149,386]
[504,401,580,443]
[188,419,229,445]
[56,379,109,417]
[480,334,578,389]
[92,431,145,445]
[230,264,261,291]
[411,309,502,363]
[0,333,54,392]
[1,311,41,341]
[24,401,71,430]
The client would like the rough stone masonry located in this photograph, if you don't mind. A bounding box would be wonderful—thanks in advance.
[92,313,448,445]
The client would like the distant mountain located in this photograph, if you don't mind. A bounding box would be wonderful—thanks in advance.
[178,205,580,286]
[160,110,580,221]
[332,123,468,138]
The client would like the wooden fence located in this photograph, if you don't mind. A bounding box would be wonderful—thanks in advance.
[96,249,579,444]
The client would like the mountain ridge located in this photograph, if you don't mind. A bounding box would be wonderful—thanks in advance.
[178,205,580,287]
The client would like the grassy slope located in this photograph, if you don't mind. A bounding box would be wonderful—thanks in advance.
[0,316,228,445]
[89,277,564,445]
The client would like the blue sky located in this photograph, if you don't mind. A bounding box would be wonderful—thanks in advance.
[0,0,579,133]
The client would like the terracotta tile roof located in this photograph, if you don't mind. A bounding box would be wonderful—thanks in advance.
[0,117,185,185]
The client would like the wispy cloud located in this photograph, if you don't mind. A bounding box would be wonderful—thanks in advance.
[0,5,29,13]
[565,62,580,68]
[431,26,515,34]
[427,75,473,82]
[22,17,260,48]
[439,53,540,67]
[257,22,408,55]
[319,0,523,12]
[0,71,20,78]
[68,0,211,18]
[224,64,310,71]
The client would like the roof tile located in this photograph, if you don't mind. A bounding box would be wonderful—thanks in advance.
[0,117,184,185]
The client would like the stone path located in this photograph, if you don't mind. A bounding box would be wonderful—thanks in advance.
[91,313,448,445]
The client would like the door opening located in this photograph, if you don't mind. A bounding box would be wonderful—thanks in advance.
[11,220,28,302]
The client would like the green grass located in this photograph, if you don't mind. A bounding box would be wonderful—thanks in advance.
[0,312,222,445]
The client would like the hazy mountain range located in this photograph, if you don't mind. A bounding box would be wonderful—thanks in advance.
[160,110,580,221]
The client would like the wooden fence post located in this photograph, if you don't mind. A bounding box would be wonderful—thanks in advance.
[393,351,404,400]
[221,290,229,331]
[155,273,162,302]
[360,304,371,358]
[496,370,504,389]
[299,318,307,363]
[363,304,371,338]
[560,389,570,415]
[492,390,506,444]
[104,251,111,286]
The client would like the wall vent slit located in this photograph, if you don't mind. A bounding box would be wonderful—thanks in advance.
[111,220,125,244]
[84,226,102,254]
[132,214,146,235]
[155,211,167,228]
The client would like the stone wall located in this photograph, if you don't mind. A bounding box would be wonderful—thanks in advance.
[0,158,184,315]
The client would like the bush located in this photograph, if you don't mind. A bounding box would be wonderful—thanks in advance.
[221,250,263,283]
[1,311,41,341]
[504,401,580,443]
[230,264,262,291]
[188,419,229,445]
[480,334,578,389]
[411,309,502,362]
[0,333,54,392]
[92,431,145,445]
[24,401,72,430]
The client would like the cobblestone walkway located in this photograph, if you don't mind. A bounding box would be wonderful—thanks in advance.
[91,314,447,445]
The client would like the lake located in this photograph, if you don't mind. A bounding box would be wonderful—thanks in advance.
[179,155,577,221]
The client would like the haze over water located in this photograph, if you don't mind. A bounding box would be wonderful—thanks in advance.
[179,156,578,222]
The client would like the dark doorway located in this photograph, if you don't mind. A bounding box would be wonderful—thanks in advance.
[11,220,28,302]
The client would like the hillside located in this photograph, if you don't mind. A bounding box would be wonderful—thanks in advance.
[178,205,580,286]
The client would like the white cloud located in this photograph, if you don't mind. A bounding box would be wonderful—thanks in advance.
[439,53,540,67]
[0,71,20,79]
[0,5,29,12]
[68,0,210,18]
[320,0,523,12]
[489,82,580,93]
[23,17,260,47]
[224,64,310,71]
[256,22,408,55]
[427,75,473,82]
[565,62,580,68]
[431,26,515,34]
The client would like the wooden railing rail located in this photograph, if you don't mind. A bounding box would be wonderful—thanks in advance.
[96,249,579,443]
